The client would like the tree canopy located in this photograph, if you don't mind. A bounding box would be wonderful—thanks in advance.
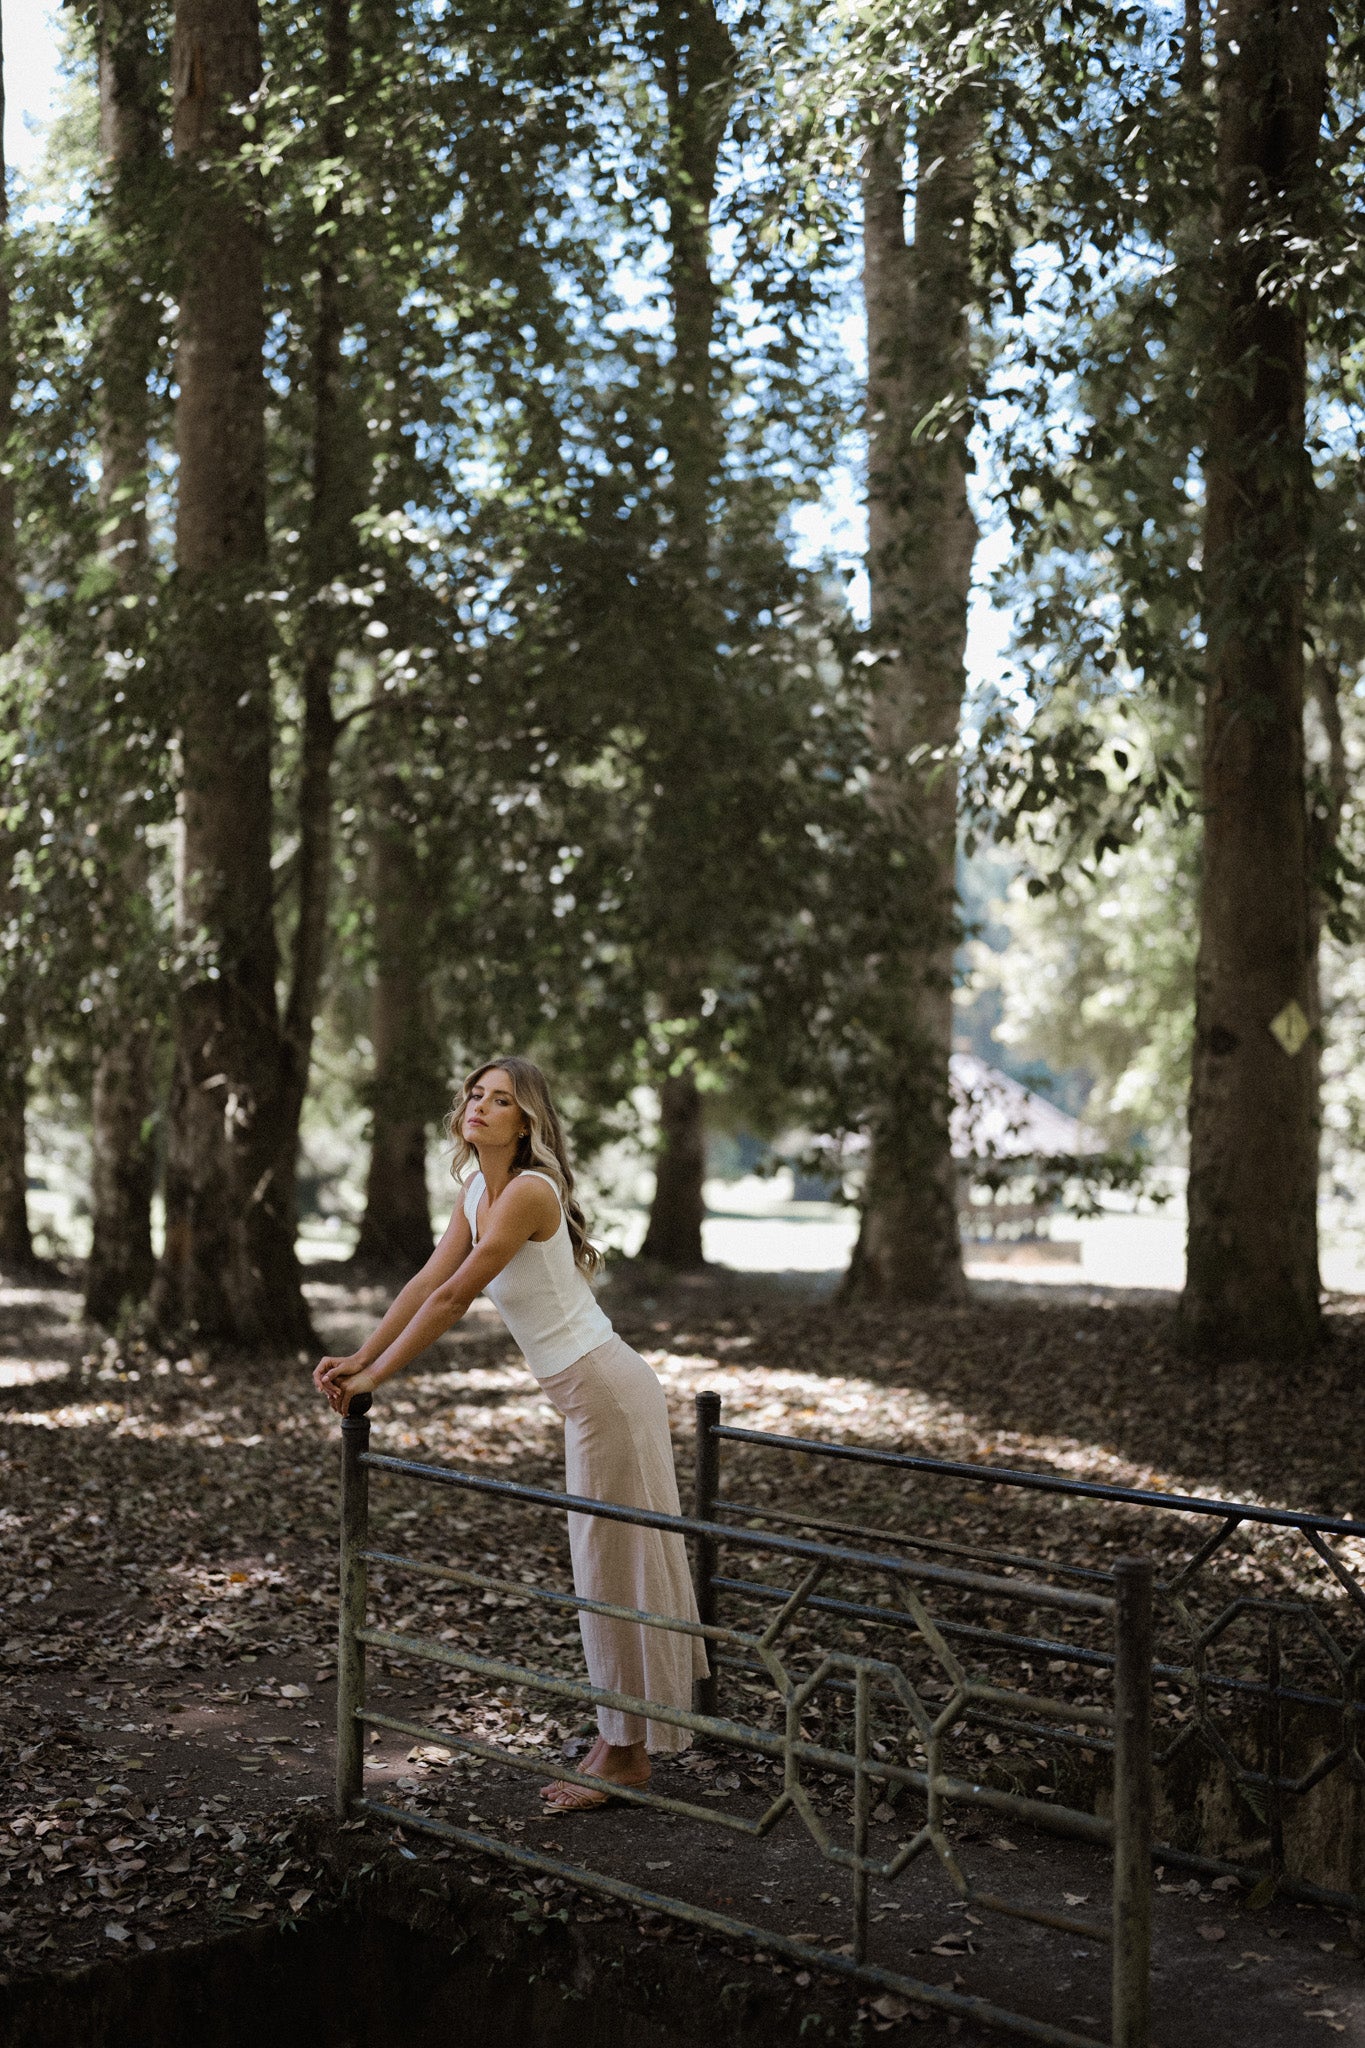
[4,0,1365,1357]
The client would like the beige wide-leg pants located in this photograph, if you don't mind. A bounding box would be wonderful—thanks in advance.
[539,1335,708,1752]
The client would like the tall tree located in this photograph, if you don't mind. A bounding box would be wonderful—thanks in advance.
[638,0,736,1269]
[1180,0,1329,1360]
[85,0,165,1325]
[152,0,310,1345]
[0,0,33,1268]
[845,68,979,1304]
[268,0,365,1267]
[351,775,437,1273]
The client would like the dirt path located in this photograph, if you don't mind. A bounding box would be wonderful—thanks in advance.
[0,1263,1361,2043]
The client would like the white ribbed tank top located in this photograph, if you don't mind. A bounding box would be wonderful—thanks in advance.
[463,1168,613,1380]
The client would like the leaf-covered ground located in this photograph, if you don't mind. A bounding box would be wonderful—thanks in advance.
[1,1263,1362,2043]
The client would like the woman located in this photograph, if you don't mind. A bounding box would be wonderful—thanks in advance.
[314,1057,708,1813]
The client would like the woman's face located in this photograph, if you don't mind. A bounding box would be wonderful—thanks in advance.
[463,1068,526,1151]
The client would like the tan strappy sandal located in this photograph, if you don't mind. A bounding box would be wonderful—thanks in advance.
[539,1768,650,1812]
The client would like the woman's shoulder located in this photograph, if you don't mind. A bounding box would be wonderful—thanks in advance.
[505,1170,562,1220]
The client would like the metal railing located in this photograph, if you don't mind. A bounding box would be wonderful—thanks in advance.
[335,1391,1156,2048]
[701,1406,1365,1916]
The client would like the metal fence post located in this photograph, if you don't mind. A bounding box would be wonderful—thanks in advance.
[1265,1612,1285,1876]
[335,1391,372,1819]
[852,1662,871,1963]
[1111,1555,1153,2048]
[693,1390,721,1717]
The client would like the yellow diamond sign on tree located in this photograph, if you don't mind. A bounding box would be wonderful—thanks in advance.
[1269,999,1311,1057]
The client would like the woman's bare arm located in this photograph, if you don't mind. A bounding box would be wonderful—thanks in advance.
[319,1177,560,1411]
[312,1200,473,1397]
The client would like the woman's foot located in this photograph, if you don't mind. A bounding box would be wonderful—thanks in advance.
[541,1737,650,1812]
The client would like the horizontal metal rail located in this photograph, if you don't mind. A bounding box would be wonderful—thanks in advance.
[361,1546,736,1644]
[709,1643,1119,1759]
[720,1495,1118,1587]
[713,1572,1365,1724]
[714,1424,1365,1543]
[360,1449,1115,1618]
[356,1692,1111,1860]
[354,1622,1114,1845]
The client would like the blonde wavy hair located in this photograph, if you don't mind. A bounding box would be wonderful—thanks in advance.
[447,1057,601,1274]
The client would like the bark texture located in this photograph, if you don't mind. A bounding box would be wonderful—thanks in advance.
[152,0,311,1346]
[638,0,734,1270]
[353,805,436,1275]
[845,88,978,1305]
[271,0,362,1257]
[640,1071,707,1269]
[0,6,31,1268]
[1305,652,1347,1204]
[0,0,18,652]
[85,0,163,1326]
[1180,0,1328,1362]
[0,1007,32,1267]
[88,1031,157,1320]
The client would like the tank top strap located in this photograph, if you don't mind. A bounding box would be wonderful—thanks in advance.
[515,1168,564,1208]
[463,1171,486,1239]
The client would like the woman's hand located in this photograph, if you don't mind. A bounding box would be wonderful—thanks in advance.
[314,1354,378,1415]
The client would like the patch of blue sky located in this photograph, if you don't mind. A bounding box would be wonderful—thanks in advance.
[5,0,62,175]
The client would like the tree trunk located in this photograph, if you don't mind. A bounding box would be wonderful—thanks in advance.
[87,1029,156,1321]
[0,0,18,652]
[1305,651,1346,1200]
[845,86,978,1305]
[1181,0,1204,93]
[640,1072,707,1268]
[0,7,31,1269]
[637,0,735,1270]
[1180,0,1328,1362]
[272,0,362,1257]
[85,0,163,1326]
[352,805,436,1275]
[152,0,311,1348]
[0,1006,32,1267]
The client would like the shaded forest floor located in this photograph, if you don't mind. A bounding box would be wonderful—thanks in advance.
[1,1261,1363,2045]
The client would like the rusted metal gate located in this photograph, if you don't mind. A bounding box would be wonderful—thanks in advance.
[335,1391,1156,2048]
[706,1406,1364,1916]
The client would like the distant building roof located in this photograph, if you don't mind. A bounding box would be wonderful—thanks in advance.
[949,1053,1098,1160]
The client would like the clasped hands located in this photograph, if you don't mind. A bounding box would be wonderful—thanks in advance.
[313,1353,379,1416]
